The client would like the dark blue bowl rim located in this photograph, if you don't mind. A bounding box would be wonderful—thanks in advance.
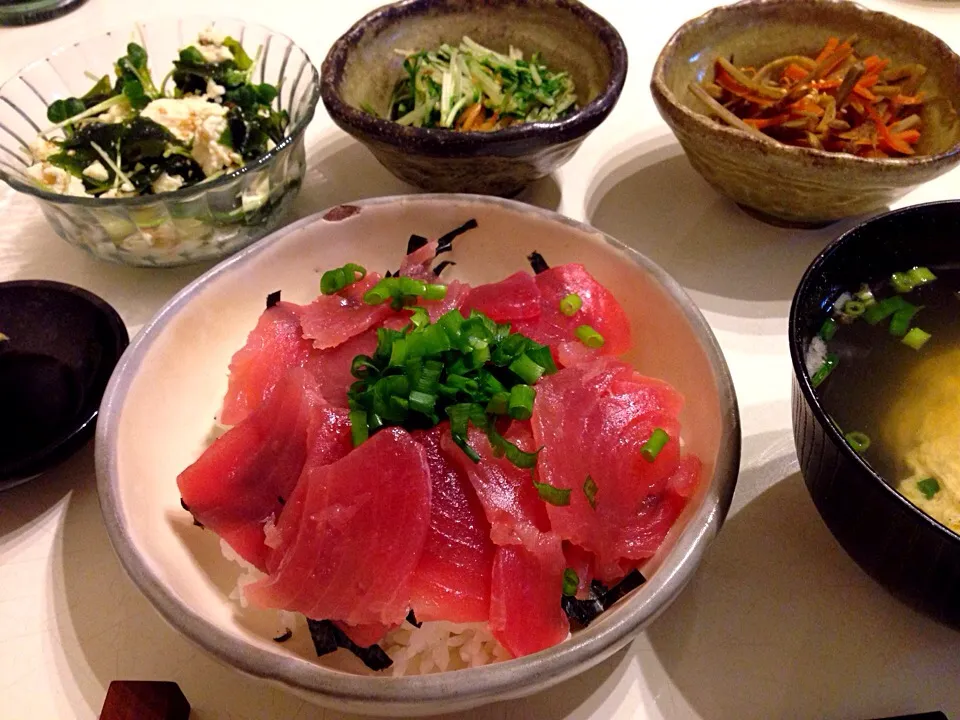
[319,0,629,152]
[788,199,960,546]
[0,279,129,488]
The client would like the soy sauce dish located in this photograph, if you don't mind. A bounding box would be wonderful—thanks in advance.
[0,281,128,489]
[790,200,960,627]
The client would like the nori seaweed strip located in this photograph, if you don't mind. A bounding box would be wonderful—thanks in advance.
[600,570,646,607]
[180,497,204,528]
[405,609,422,628]
[528,251,549,274]
[273,628,293,643]
[432,260,456,276]
[436,218,478,255]
[278,496,286,506]
[266,290,281,308]
[407,234,429,254]
[561,570,647,627]
[561,593,605,626]
[306,619,393,671]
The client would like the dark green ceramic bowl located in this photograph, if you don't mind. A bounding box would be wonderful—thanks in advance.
[320,0,627,196]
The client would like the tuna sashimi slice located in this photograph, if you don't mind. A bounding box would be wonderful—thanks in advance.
[442,422,551,547]
[303,328,378,408]
[563,541,596,599]
[489,534,570,658]
[461,271,541,325]
[408,425,494,623]
[531,358,699,584]
[514,264,631,363]
[246,428,432,627]
[178,369,351,571]
[298,273,394,350]
[220,302,315,426]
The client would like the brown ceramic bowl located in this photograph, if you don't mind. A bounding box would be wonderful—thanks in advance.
[651,0,960,227]
[320,0,627,196]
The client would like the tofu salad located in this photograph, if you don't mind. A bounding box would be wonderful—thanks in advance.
[25,29,288,199]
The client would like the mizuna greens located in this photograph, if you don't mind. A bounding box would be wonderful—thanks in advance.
[384,36,577,130]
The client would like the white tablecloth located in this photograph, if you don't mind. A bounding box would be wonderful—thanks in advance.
[2,1,960,717]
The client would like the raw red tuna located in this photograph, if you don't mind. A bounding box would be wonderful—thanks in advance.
[563,541,595,598]
[398,238,439,280]
[514,264,631,362]
[461,271,541,324]
[220,302,314,426]
[442,422,551,547]
[531,358,698,584]
[334,621,393,647]
[421,280,470,321]
[246,428,432,627]
[489,534,570,657]
[178,369,351,571]
[298,273,394,350]
[303,329,378,408]
[408,424,494,623]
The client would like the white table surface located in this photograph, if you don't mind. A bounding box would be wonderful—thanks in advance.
[3,0,960,717]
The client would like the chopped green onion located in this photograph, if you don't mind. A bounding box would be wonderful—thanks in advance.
[844,431,871,454]
[917,477,941,500]
[486,391,510,415]
[583,475,598,509]
[891,271,916,294]
[363,283,393,305]
[349,410,369,447]
[508,384,536,420]
[533,479,571,506]
[320,263,366,295]
[811,352,839,388]
[575,324,605,348]
[819,318,838,342]
[854,284,876,307]
[509,353,545,384]
[902,327,931,350]
[422,284,447,301]
[562,568,579,596]
[640,428,670,462]
[908,266,937,286]
[350,355,378,380]
[409,390,437,415]
[559,293,582,316]
[888,303,921,337]
[863,295,909,325]
[488,428,540,468]
[842,300,866,318]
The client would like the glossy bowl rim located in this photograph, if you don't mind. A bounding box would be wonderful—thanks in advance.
[95,193,740,709]
[0,15,321,207]
[788,199,960,546]
[0,279,129,488]
[319,0,628,153]
[651,0,960,170]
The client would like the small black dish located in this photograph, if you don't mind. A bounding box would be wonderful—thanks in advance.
[0,280,128,489]
[790,200,960,629]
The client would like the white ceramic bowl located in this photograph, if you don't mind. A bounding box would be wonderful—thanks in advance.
[95,194,741,716]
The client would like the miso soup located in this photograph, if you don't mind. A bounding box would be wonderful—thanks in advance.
[807,265,960,533]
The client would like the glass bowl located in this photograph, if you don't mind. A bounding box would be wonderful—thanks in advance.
[0,17,320,267]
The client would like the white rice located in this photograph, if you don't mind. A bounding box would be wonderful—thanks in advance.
[220,538,511,675]
[381,619,511,676]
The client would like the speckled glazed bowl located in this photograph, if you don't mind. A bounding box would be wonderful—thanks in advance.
[791,201,960,628]
[651,0,960,227]
[97,194,740,716]
[320,0,627,196]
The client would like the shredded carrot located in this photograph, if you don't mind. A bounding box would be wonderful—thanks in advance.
[698,36,929,157]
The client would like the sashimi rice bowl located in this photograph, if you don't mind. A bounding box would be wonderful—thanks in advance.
[97,195,740,714]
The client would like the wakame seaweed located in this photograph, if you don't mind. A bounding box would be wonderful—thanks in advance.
[266,290,282,309]
[306,619,393,671]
